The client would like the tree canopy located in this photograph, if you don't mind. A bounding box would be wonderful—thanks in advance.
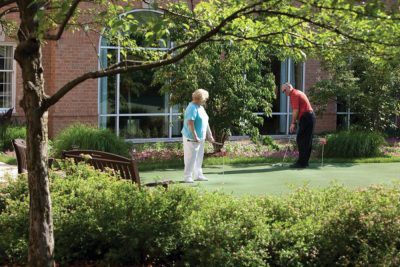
[1,0,400,266]
[309,54,400,132]
[154,42,276,149]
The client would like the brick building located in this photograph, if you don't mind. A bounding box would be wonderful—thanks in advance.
[1,1,347,142]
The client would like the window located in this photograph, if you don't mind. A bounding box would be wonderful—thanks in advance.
[336,97,356,130]
[0,45,15,111]
[98,9,182,141]
[257,58,305,135]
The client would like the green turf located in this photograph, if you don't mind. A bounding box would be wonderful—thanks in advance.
[140,162,400,196]
[0,153,16,165]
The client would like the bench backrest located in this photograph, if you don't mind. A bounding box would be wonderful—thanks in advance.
[12,138,27,174]
[61,150,140,186]
[0,107,13,126]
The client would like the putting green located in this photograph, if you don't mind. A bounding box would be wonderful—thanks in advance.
[140,163,400,196]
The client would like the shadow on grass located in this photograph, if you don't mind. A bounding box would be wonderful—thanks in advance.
[225,162,357,172]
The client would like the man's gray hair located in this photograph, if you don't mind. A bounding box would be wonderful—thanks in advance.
[283,82,293,89]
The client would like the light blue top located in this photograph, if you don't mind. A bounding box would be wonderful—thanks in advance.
[181,102,209,140]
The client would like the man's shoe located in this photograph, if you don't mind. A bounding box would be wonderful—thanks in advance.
[290,163,306,169]
[195,176,208,181]
[184,178,194,183]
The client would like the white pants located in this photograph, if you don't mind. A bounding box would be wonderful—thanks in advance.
[183,137,205,180]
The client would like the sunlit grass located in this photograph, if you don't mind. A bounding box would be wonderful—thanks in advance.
[0,153,16,165]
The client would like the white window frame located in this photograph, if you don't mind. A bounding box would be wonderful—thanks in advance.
[0,42,16,113]
[254,59,306,135]
[98,9,180,142]
[98,16,307,142]
[336,95,356,130]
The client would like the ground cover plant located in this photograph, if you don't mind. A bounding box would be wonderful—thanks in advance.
[1,163,400,266]
[323,131,386,158]
[52,123,131,157]
[0,125,26,152]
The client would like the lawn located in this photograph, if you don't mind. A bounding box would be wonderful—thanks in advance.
[140,162,400,196]
[0,153,16,165]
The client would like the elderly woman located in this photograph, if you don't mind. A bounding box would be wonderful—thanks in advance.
[181,89,215,183]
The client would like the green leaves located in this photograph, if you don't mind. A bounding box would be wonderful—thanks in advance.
[6,0,399,66]
[154,42,275,144]
[310,54,400,132]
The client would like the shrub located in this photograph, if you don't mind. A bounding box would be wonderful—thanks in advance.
[261,135,280,151]
[1,163,400,266]
[324,131,386,158]
[52,123,131,157]
[0,125,26,151]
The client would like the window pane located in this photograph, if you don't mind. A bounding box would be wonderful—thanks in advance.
[0,71,12,108]
[258,115,288,135]
[337,114,358,130]
[119,116,168,139]
[99,116,117,132]
[337,97,349,113]
[0,46,13,70]
[99,48,118,114]
[171,115,183,137]
[294,62,304,91]
[119,69,166,114]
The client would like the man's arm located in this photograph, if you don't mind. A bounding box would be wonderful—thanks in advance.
[290,109,299,133]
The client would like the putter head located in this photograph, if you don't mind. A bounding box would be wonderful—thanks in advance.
[272,163,283,167]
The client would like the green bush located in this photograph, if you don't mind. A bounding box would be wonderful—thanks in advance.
[324,131,386,158]
[0,125,26,151]
[261,135,279,151]
[251,135,280,151]
[53,123,131,157]
[1,163,400,266]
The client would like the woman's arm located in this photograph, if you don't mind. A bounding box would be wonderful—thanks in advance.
[187,120,199,141]
[206,125,215,142]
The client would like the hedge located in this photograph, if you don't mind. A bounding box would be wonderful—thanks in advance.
[1,162,400,266]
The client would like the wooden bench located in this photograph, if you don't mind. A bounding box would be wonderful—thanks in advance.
[0,107,13,126]
[12,139,55,174]
[12,138,27,174]
[61,149,171,188]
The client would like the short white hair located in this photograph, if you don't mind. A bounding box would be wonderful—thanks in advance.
[282,82,293,90]
[192,89,209,102]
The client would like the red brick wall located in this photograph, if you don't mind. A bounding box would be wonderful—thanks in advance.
[304,59,337,133]
[47,30,100,137]
[8,0,339,138]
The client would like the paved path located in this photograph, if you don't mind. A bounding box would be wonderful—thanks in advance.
[0,162,18,182]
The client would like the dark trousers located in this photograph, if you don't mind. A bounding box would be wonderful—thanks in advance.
[296,112,316,166]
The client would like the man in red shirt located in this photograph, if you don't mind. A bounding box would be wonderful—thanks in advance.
[281,83,316,168]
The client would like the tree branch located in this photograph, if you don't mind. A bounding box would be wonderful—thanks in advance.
[41,1,266,111]
[142,0,206,24]
[254,9,400,47]
[44,0,81,40]
[297,0,400,21]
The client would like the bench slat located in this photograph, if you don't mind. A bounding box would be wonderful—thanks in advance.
[61,149,144,187]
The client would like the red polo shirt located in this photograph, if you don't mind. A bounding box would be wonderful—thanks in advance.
[289,89,313,119]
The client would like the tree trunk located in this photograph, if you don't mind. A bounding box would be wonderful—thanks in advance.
[26,106,54,267]
[14,1,54,265]
[17,43,54,267]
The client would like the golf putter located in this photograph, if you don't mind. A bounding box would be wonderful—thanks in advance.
[273,136,292,167]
